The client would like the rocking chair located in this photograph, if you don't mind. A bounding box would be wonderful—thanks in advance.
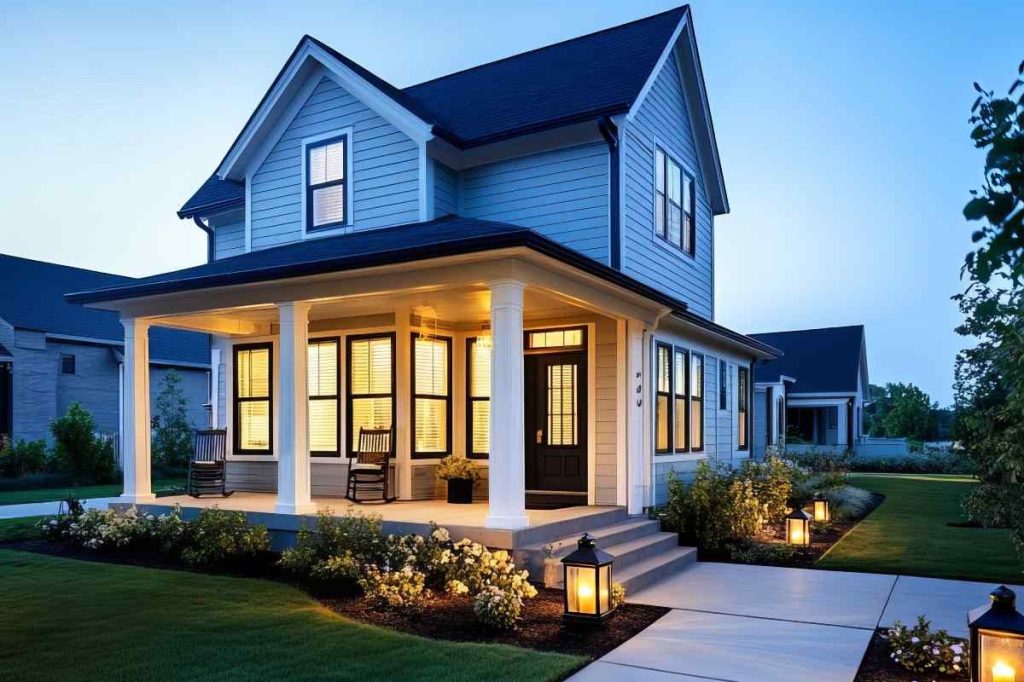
[345,427,394,503]
[187,429,232,497]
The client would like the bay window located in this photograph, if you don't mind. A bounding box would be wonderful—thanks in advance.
[690,352,704,451]
[347,333,394,456]
[412,334,451,457]
[308,338,340,456]
[655,343,672,454]
[466,337,491,459]
[234,343,272,454]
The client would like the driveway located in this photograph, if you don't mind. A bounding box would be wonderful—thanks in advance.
[571,562,1020,682]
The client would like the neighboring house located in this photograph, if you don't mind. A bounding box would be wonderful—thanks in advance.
[0,254,210,445]
[749,325,869,458]
[69,2,779,578]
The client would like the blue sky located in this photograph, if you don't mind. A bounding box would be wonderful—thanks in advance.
[1,0,1021,405]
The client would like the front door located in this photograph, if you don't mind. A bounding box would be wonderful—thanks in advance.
[524,350,588,505]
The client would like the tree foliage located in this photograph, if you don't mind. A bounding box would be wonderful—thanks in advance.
[864,382,949,441]
[152,370,194,470]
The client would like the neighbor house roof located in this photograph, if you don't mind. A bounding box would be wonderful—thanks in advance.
[66,216,777,359]
[0,254,209,365]
[180,6,707,219]
[750,326,865,394]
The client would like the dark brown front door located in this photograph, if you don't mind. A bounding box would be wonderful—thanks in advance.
[524,350,588,495]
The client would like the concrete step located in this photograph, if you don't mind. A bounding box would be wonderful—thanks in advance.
[516,518,663,581]
[605,531,681,572]
[615,546,698,595]
[512,506,629,547]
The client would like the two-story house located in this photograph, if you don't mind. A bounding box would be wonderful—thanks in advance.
[69,6,779,588]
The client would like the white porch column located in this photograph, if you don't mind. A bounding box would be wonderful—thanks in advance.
[395,306,413,500]
[121,318,155,503]
[486,279,529,529]
[625,319,647,515]
[276,302,315,514]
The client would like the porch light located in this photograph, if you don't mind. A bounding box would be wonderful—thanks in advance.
[562,533,616,624]
[968,586,1024,682]
[786,508,812,547]
[812,494,831,523]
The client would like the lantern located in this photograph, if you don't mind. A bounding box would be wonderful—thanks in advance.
[562,533,615,623]
[968,586,1024,682]
[786,508,812,547]
[812,494,831,523]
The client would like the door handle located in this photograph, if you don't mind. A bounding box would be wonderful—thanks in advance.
[535,429,543,444]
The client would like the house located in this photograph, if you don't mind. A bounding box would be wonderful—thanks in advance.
[0,254,210,445]
[67,6,779,588]
[749,325,869,457]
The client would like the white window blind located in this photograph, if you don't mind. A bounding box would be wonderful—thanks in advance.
[348,335,393,452]
[307,137,347,229]
[308,339,339,455]
[413,336,450,456]
[235,345,271,453]
[468,339,491,457]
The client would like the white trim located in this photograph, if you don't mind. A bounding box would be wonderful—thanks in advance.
[242,69,324,180]
[586,322,597,505]
[419,148,432,222]
[626,12,689,126]
[244,174,253,252]
[300,127,356,240]
[614,319,628,506]
[788,392,858,399]
[210,348,221,429]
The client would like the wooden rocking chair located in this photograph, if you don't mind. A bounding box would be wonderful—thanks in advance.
[187,429,232,498]
[345,427,394,503]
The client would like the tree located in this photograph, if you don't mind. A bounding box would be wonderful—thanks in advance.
[881,383,934,441]
[863,383,890,437]
[50,403,115,484]
[151,370,194,470]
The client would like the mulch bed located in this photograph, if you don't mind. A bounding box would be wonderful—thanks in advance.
[854,629,967,681]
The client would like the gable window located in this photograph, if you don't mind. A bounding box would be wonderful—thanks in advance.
[306,135,348,231]
[655,343,672,454]
[467,338,491,459]
[719,359,728,410]
[234,344,272,454]
[674,348,689,452]
[347,333,394,456]
[737,367,749,451]
[654,147,696,256]
[690,352,704,451]
[412,334,451,458]
[308,338,340,456]
[60,354,76,375]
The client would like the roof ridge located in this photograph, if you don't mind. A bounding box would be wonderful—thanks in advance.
[0,252,131,281]
[402,5,688,92]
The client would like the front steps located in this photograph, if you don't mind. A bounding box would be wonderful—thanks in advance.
[515,512,697,594]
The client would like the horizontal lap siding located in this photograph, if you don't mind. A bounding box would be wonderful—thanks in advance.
[249,76,420,250]
[433,162,457,217]
[595,318,618,505]
[623,53,714,318]
[213,218,245,260]
[460,143,610,264]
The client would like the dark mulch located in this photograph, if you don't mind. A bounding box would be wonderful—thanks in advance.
[320,587,668,658]
[854,629,968,681]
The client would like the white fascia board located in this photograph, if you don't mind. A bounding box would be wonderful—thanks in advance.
[625,13,688,127]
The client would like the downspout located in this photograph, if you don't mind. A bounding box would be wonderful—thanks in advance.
[598,116,621,271]
[192,217,215,264]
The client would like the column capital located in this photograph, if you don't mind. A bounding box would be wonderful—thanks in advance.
[276,301,312,317]
[120,317,151,334]
[488,279,525,309]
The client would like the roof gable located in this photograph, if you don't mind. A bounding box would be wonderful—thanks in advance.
[751,326,866,394]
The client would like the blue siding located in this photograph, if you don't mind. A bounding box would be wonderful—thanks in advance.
[622,52,714,318]
[212,216,245,260]
[460,143,610,263]
[433,161,457,218]
[249,75,420,250]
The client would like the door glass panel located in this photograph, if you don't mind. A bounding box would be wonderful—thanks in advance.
[546,363,578,446]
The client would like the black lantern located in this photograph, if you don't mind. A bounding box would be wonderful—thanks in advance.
[786,507,812,547]
[968,586,1024,682]
[812,494,831,523]
[562,533,615,623]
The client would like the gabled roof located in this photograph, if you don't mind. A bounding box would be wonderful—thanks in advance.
[181,6,729,219]
[751,326,866,394]
[0,254,209,365]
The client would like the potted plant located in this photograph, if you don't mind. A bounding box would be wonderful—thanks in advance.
[436,455,480,504]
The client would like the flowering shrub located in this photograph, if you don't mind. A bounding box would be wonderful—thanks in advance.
[435,455,480,482]
[279,510,386,588]
[359,565,429,612]
[178,508,270,568]
[885,616,967,677]
[611,582,627,609]
[474,585,524,630]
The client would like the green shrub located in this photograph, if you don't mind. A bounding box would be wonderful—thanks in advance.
[728,539,797,566]
[662,462,736,550]
[151,370,193,470]
[963,482,1023,528]
[786,448,854,474]
[885,616,967,677]
[359,565,429,613]
[739,457,797,524]
[848,452,972,474]
[179,508,270,568]
[0,439,48,477]
[279,510,385,579]
[824,485,877,521]
[49,404,116,483]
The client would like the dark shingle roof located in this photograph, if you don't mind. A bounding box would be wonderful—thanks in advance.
[180,7,688,218]
[0,254,208,365]
[750,326,865,394]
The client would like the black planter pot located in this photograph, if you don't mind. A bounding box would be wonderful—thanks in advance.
[446,478,474,504]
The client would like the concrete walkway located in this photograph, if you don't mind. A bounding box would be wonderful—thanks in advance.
[571,562,1021,682]
[0,497,118,520]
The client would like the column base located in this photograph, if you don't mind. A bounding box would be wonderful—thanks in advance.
[119,493,157,505]
[485,513,530,530]
[275,501,318,515]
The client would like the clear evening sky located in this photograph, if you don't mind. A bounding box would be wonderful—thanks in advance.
[2,0,1021,405]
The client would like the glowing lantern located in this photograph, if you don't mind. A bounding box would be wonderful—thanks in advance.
[969,586,1024,682]
[562,533,615,623]
[812,494,831,523]
[786,508,812,548]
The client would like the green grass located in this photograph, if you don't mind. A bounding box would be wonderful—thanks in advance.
[0,479,185,506]
[0,549,583,681]
[817,473,1024,583]
[0,516,45,542]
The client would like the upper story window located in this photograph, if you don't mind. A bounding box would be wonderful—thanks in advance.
[654,147,696,256]
[306,135,348,231]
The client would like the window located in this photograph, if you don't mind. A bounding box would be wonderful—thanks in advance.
[466,338,491,459]
[655,343,672,454]
[306,135,348,231]
[654,147,696,255]
[719,359,727,410]
[234,344,272,454]
[690,353,704,451]
[674,348,689,452]
[308,338,340,456]
[737,367,749,451]
[547,363,579,446]
[60,354,75,375]
[412,334,451,457]
[526,327,584,350]
[347,334,394,456]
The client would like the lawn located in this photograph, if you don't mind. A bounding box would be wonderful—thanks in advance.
[0,542,584,681]
[818,473,1024,584]
[0,478,185,506]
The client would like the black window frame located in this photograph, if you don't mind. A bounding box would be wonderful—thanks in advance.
[466,336,490,460]
[673,347,689,453]
[719,359,728,410]
[345,332,396,459]
[411,332,453,459]
[233,342,274,456]
[60,354,76,375]
[305,134,349,233]
[655,342,673,455]
[737,366,749,451]
[308,336,341,458]
[654,146,697,257]
[690,352,705,452]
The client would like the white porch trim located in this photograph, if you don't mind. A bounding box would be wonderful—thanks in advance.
[120,318,155,504]
[275,302,315,514]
